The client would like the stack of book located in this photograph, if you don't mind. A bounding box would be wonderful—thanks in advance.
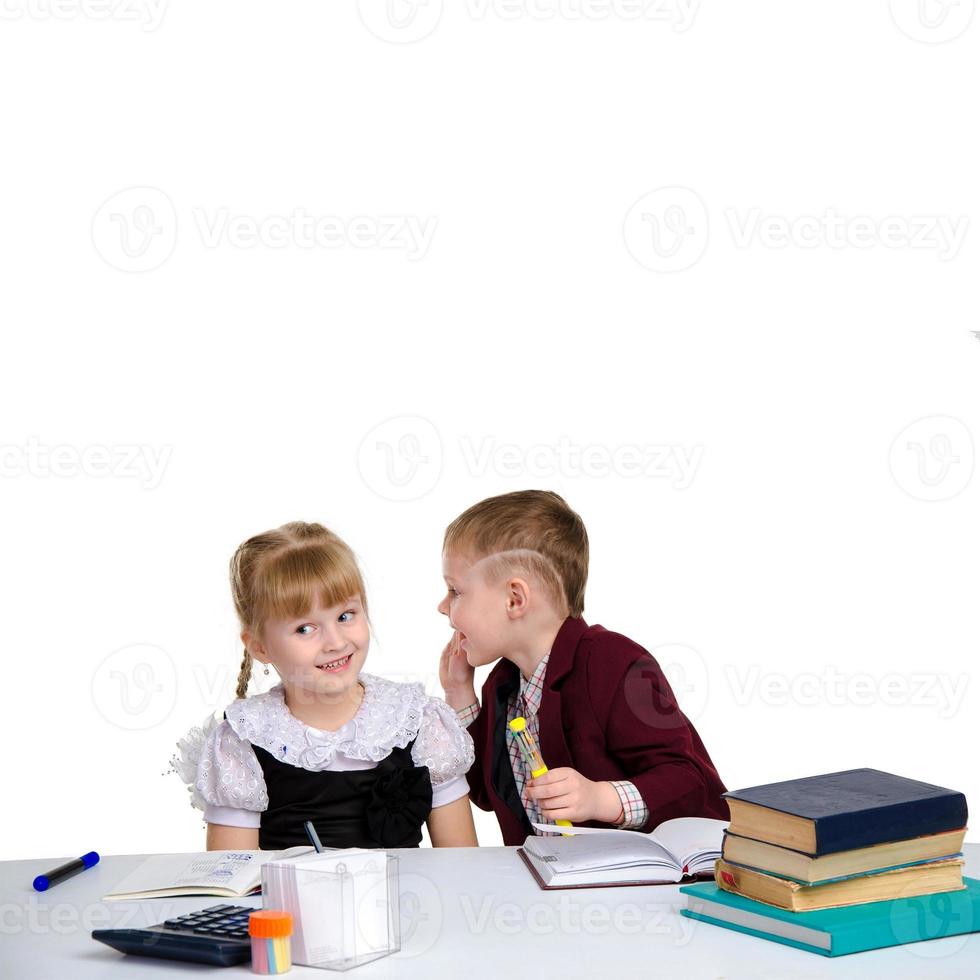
[681,769,980,957]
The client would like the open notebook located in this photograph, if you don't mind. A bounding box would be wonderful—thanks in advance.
[103,847,316,901]
[519,817,728,889]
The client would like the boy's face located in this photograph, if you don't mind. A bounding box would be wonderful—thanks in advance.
[250,596,370,701]
[438,550,510,668]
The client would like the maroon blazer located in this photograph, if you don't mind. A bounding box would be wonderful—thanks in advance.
[464,616,729,845]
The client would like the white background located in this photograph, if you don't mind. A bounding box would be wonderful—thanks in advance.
[1,0,977,863]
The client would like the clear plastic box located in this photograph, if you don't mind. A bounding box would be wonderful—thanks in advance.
[261,851,400,971]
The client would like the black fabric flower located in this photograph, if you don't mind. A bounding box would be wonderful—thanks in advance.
[366,765,433,847]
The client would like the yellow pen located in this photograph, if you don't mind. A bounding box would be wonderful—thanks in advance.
[508,716,572,833]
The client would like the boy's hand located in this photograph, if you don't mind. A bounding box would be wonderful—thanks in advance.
[525,768,625,825]
[439,630,476,711]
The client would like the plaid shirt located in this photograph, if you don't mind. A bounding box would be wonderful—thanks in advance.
[457,655,649,834]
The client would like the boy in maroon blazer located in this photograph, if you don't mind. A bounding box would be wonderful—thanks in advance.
[438,490,729,846]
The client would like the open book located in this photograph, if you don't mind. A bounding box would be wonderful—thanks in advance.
[103,847,316,901]
[519,817,728,889]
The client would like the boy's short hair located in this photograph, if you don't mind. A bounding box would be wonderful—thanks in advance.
[443,490,589,617]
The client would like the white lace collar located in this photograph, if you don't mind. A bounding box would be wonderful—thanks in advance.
[223,674,428,772]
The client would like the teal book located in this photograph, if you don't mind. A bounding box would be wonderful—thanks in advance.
[680,877,980,957]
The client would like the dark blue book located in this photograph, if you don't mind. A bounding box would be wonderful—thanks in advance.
[723,769,967,856]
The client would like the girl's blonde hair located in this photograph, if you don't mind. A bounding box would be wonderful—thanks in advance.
[230,521,368,698]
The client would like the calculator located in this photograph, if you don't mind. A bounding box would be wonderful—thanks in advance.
[92,903,255,966]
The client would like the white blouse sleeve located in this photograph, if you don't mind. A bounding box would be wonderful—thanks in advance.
[411,696,475,809]
[172,715,268,829]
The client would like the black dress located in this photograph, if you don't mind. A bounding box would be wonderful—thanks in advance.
[222,712,433,850]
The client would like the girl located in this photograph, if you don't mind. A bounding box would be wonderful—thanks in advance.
[174,521,478,850]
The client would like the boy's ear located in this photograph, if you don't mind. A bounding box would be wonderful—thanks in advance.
[505,577,531,619]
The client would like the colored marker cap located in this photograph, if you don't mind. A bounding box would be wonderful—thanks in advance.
[249,910,293,938]
[508,717,526,733]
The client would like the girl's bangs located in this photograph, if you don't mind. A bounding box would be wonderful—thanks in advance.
[254,546,364,625]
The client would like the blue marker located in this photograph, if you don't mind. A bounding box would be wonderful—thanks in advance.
[33,851,100,891]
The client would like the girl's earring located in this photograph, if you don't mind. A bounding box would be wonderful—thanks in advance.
[263,665,270,675]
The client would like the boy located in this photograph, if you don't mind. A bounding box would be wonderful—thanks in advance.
[437,489,728,845]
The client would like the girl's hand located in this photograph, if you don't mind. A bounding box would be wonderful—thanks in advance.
[439,630,476,709]
[525,768,625,825]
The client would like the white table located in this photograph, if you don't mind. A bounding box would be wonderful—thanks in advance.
[3,845,979,979]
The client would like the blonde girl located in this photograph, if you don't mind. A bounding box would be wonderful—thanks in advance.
[175,521,477,849]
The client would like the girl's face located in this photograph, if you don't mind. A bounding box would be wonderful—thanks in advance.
[252,595,369,699]
[437,550,509,668]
